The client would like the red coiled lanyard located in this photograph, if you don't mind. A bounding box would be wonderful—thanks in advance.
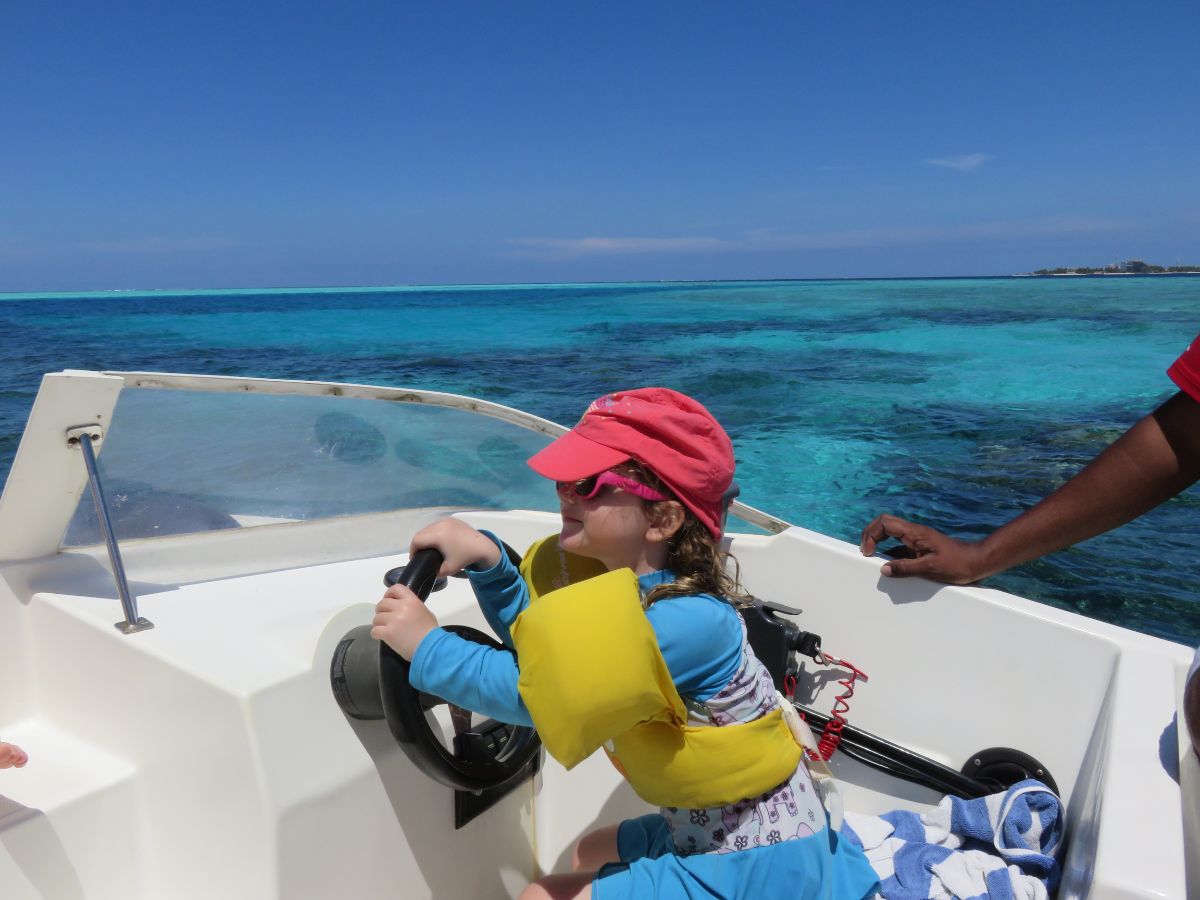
[789,651,869,762]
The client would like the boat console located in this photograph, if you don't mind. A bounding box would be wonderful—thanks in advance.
[0,371,1194,898]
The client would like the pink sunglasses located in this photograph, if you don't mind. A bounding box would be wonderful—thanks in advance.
[556,471,668,503]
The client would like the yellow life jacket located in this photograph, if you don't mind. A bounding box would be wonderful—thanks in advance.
[512,535,802,809]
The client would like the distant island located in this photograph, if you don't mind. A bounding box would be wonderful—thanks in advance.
[1022,259,1200,276]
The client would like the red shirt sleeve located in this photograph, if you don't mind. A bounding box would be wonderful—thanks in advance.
[1167,336,1200,402]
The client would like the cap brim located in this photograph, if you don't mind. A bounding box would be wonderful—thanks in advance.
[527,431,631,480]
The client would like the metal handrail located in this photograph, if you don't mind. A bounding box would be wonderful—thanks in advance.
[69,425,154,634]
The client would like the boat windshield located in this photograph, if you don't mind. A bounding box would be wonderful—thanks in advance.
[62,385,557,546]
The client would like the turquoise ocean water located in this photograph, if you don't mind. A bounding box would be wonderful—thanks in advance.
[2,277,1198,645]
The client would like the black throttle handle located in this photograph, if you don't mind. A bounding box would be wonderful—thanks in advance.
[384,548,445,599]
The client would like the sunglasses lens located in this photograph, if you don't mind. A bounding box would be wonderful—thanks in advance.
[557,475,599,499]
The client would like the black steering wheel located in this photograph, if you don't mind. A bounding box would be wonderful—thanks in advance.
[330,547,541,793]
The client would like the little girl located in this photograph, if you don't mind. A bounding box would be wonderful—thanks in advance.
[372,388,877,900]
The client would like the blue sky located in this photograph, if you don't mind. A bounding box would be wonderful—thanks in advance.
[2,0,1197,290]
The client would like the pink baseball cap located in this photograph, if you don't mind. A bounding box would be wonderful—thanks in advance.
[527,387,735,539]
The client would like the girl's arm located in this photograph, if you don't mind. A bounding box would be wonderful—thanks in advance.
[410,629,531,726]
[407,592,743,729]
[410,519,528,646]
[371,583,531,725]
[464,531,529,647]
[410,517,501,575]
[645,593,743,701]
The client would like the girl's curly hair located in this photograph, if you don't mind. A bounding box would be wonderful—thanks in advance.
[613,461,752,608]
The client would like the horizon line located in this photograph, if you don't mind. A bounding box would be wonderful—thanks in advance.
[4,270,1200,301]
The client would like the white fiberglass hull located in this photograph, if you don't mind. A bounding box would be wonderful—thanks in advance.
[0,371,1193,898]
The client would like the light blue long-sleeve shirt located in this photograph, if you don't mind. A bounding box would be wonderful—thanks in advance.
[409,531,742,725]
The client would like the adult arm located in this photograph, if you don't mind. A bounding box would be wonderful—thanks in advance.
[860,391,1200,582]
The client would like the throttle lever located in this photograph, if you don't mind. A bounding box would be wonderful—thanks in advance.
[384,548,446,598]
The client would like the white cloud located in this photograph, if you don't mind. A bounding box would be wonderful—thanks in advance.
[926,153,992,171]
[509,216,1125,259]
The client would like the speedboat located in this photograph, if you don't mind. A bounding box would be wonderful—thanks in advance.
[0,370,1194,898]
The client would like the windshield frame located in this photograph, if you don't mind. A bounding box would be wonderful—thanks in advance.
[0,370,789,563]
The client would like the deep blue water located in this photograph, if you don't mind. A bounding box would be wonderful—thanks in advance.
[2,277,1199,645]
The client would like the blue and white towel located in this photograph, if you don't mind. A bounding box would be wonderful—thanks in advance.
[841,780,1064,900]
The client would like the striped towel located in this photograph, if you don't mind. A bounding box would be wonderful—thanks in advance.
[841,780,1064,900]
